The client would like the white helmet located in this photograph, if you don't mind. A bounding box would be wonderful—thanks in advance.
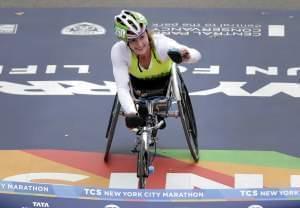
[114,10,148,41]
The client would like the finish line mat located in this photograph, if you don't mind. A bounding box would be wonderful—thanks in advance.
[0,7,300,208]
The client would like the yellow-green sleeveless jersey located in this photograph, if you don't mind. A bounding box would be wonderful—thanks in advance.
[129,50,172,79]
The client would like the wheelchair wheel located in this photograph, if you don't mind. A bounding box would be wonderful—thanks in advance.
[137,139,149,189]
[104,94,121,162]
[177,72,199,162]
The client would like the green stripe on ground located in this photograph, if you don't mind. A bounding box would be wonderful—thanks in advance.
[157,149,300,169]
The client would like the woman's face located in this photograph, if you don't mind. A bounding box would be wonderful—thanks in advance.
[128,31,150,56]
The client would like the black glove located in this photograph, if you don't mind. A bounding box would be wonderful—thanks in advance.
[125,114,145,129]
[167,48,182,64]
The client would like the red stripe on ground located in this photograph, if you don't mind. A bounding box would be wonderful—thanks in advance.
[24,149,234,188]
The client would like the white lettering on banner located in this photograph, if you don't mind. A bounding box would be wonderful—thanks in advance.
[45,65,57,74]
[0,81,72,95]
[251,83,300,97]
[191,82,250,96]
[59,81,116,95]
[103,190,122,197]
[64,65,90,74]
[246,66,278,76]
[0,24,18,34]
[0,65,299,76]
[190,82,300,97]
[0,81,116,95]
[259,190,278,197]
[287,67,300,76]
[162,191,204,198]
[279,190,300,196]
[193,65,220,74]
[122,191,143,197]
[10,65,38,74]
[4,184,49,192]
[0,65,90,75]
[84,188,102,196]
[240,190,259,197]
[144,191,161,198]
[0,64,300,97]
[152,23,262,37]
[0,81,299,97]
[192,65,300,76]
[32,202,50,208]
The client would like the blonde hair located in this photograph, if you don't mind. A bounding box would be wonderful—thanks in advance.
[147,30,161,64]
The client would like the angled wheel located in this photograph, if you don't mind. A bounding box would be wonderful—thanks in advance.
[104,94,121,162]
[177,72,199,162]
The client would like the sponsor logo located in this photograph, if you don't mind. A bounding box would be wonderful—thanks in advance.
[104,204,120,208]
[61,22,106,36]
[0,24,18,34]
[268,25,285,37]
[115,27,126,39]
[152,23,262,38]
[152,23,285,38]
[32,201,50,208]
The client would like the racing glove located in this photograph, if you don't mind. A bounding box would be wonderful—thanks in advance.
[125,114,145,129]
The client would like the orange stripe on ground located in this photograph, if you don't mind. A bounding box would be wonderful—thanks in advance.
[0,150,108,187]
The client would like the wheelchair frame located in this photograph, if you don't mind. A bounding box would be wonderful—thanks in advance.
[104,62,199,164]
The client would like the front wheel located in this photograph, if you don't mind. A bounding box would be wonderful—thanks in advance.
[137,137,149,189]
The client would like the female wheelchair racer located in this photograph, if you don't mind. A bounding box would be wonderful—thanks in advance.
[105,10,201,164]
[110,10,201,129]
[106,56,200,189]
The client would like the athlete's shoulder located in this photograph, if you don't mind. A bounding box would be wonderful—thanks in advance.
[152,32,177,46]
[111,41,131,65]
[111,41,131,60]
[111,40,128,52]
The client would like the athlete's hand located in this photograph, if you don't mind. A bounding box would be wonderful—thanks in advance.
[181,49,190,62]
[167,48,190,63]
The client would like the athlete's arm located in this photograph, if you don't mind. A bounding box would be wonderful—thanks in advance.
[111,42,137,114]
[154,33,201,64]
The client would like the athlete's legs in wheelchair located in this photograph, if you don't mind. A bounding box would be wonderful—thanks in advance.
[130,74,171,130]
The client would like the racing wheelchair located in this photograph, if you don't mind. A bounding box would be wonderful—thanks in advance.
[104,49,199,188]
